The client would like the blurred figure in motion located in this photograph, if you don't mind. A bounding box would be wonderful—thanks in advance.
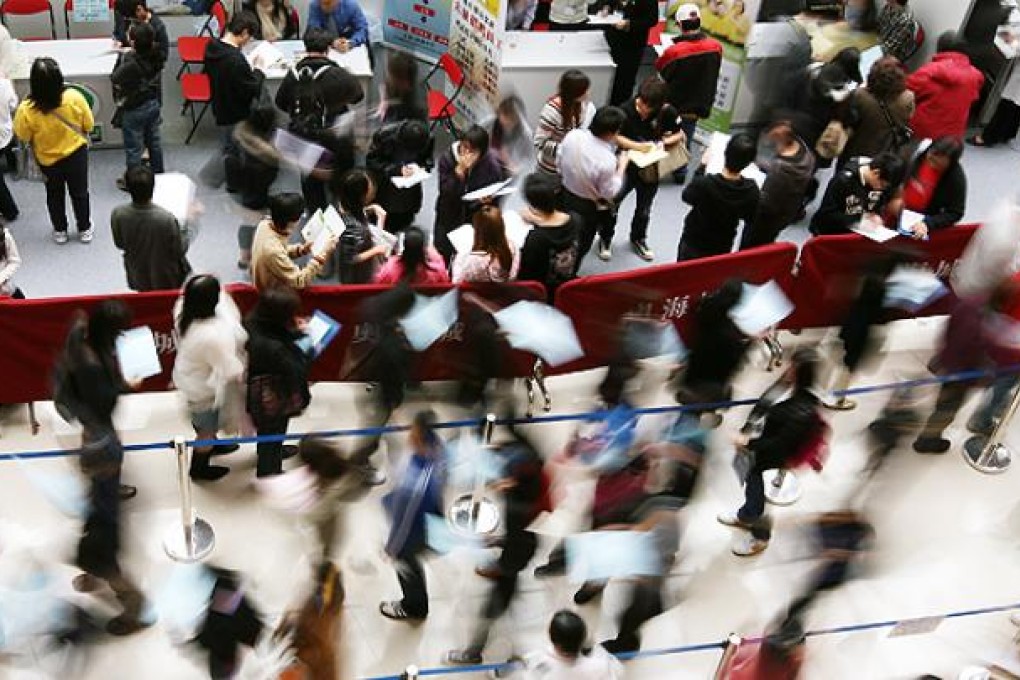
[447,422,549,665]
[864,384,921,478]
[380,410,447,622]
[488,95,536,177]
[672,279,751,416]
[967,273,1020,437]
[366,118,434,233]
[503,610,624,679]
[275,561,344,680]
[716,625,804,679]
[233,102,282,270]
[297,437,373,560]
[55,301,151,635]
[194,566,265,679]
[720,348,822,556]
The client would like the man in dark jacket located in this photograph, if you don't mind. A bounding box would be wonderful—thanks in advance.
[809,153,906,236]
[655,3,722,180]
[434,125,506,266]
[111,165,190,291]
[203,11,264,192]
[113,0,169,63]
[595,0,659,105]
[275,26,365,212]
[365,119,433,233]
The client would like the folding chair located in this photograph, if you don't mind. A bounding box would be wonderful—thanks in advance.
[0,0,56,40]
[424,52,465,139]
[63,0,114,39]
[175,0,226,79]
[180,72,211,144]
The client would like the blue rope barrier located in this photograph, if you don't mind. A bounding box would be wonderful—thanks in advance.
[359,601,1020,679]
[2,364,1018,463]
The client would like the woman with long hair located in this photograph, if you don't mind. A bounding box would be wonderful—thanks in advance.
[14,57,94,244]
[172,275,247,481]
[374,226,449,285]
[334,169,390,284]
[534,69,594,176]
[897,136,967,240]
[242,0,297,41]
[489,94,534,175]
[111,21,165,182]
[452,205,520,283]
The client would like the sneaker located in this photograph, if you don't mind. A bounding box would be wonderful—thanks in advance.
[53,231,68,244]
[822,395,857,411]
[631,240,654,261]
[732,535,769,557]
[363,465,387,486]
[717,511,752,529]
[573,582,605,605]
[379,600,426,621]
[79,228,94,244]
[446,649,483,665]
[106,615,153,636]
[966,418,995,436]
[913,436,951,454]
[597,238,612,261]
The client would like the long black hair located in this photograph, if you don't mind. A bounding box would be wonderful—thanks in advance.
[398,227,436,282]
[179,275,220,338]
[28,58,65,113]
[128,20,164,70]
[334,169,374,223]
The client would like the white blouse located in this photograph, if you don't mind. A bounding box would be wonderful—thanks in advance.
[0,228,20,296]
[172,291,248,411]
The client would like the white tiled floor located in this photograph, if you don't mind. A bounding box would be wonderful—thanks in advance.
[1,319,1020,679]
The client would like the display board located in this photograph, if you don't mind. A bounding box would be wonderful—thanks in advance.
[447,0,506,126]
[666,0,763,133]
[72,0,110,22]
[382,0,453,63]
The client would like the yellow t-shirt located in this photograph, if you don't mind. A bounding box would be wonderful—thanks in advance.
[13,88,93,166]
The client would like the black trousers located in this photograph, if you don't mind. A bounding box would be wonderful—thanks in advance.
[613,166,657,243]
[40,145,89,234]
[983,98,1020,145]
[469,531,537,652]
[396,548,428,617]
[608,579,663,651]
[254,416,289,478]
[562,190,613,273]
[609,43,646,106]
[300,174,330,214]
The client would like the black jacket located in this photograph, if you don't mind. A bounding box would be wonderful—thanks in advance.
[750,388,820,471]
[597,0,658,50]
[111,50,163,110]
[681,173,760,256]
[810,157,897,235]
[655,32,723,118]
[517,215,581,302]
[204,38,265,126]
[244,316,311,422]
[274,55,365,123]
[365,120,434,216]
[906,152,966,231]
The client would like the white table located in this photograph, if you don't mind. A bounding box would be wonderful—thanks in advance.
[10,39,121,147]
[252,40,372,93]
[500,31,616,127]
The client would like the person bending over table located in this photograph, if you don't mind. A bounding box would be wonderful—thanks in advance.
[893,136,967,241]
[307,0,368,53]
[808,153,906,236]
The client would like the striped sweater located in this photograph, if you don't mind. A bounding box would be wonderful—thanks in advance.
[533,97,595,175]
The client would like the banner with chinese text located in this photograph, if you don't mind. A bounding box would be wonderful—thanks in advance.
[382,0,452,63]
[447,0,507,127]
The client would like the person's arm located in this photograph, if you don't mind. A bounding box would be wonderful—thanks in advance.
[812,172,857,232]
[286,241,312,258]
[533,103,562,169]
[77,91,95,134]
[237,54,266,102]
[516,232,544,282]
[0,230,20,288]
[521,0,537,29]
[743,185,761,224]
[346,1,369,47]
[438,151,467,196]
[111,211,125,250]
[154,17,170,64]
[274,70,296,114]
[307,0,326,30]
[595,152,628,201]
[681,176,705,206]
[925,169,966,231]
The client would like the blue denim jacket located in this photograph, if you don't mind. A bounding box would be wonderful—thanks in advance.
[307,0,369,47]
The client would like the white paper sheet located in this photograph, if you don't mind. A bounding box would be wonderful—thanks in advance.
[898,209,928,240]
[851,218,900,243]
[391,164,430,189]
[272,127,327,174]
[247,40,286,70]
[627,145,668,168]
[399,290,459,352]
[447,224,475,254]
[502,210,533,247]
[304,207,345,258]
[728,280,795,337]
[587,11,624,25]
[566,530,662,582]
[152,172,196,225]
[115,326,162,382]
[369,225,398,255]
[462,177,515,202]
[494,301,584,366]
[703,132,766,187]
[883,266,948,312]
[301,209,325,242]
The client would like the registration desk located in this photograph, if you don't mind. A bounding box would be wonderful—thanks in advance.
[10,39,121,148]
[501,31,616,125]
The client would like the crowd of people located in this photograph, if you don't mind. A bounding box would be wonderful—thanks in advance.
[1,0,1020,678]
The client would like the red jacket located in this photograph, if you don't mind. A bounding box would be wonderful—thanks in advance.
[906,52,983,140]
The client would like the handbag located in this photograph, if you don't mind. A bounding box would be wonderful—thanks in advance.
[815,120,848,160]
[878,99,913,154]
[657,137,690,178]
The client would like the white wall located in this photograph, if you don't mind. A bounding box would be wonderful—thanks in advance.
[908,0,973,66]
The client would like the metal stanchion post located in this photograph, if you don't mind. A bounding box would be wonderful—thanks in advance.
[962,384,1019,474]
[764,468,801,506]
[400,665,419,680]
[448,414,501,536]
[164,436,216,562]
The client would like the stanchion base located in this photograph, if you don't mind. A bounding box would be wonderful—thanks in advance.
[763,470,801,506]
[448,494,500,536]
[164,518,216,563]
[963,436,1012,475]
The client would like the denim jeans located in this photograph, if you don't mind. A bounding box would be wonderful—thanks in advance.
[121,98,164,174]
[969,375,1019,433]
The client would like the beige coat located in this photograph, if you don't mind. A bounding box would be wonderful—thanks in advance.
[250,218,323,291]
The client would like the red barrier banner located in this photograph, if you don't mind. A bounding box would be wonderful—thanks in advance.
[553,244,799,374]
[0,282,545,404]
[783,224,980,330]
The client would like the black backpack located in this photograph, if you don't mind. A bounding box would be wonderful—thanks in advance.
[288,63,332,138]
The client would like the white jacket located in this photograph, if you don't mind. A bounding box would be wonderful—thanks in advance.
[522,646,625,680]
[953,199,1020,298]
[172,292,247,412]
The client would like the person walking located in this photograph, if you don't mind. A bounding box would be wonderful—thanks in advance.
[111,165,190,291]
[245,287,312,478]
[14,57,94,244]
[111,21,166,185]
[56,301,150,635]
[172,275,247,482]
[380,410,446,622]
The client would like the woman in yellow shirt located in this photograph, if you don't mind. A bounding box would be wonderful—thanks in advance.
[14,57,94,244]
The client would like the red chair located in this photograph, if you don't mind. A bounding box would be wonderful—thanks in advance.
[175,0,226,79]
[180,72,211,144]
[289,6,299,38]
[0,0,57,41]
[424,52,464,139]
[63,0,114,39]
